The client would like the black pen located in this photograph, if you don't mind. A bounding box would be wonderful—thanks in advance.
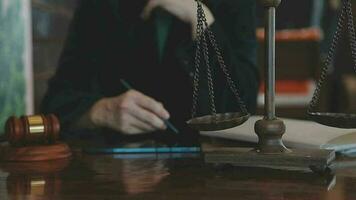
[120,79,179,134]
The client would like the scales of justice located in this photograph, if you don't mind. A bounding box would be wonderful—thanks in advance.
[187,0,356,172]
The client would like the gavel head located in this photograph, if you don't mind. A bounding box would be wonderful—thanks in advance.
[5,114,60,146]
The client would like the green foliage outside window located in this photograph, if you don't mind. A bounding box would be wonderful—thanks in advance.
[0,0,27,134]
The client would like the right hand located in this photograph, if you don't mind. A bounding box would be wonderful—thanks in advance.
[89,90,170,134]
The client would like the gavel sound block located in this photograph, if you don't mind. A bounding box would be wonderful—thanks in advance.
[0,114,71,162]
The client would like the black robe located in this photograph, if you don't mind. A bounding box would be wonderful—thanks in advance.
[41,0,259,143]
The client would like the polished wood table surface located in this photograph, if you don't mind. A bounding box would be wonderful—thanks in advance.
[1,145,356,200]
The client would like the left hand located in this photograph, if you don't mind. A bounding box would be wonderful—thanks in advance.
[142,0,214,38]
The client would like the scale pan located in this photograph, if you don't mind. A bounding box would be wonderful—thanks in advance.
[186,112,250,131]
[308,112,356,128]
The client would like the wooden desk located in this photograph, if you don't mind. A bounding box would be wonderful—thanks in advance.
[1,146,356,200]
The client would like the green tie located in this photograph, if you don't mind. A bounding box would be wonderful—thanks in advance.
[155,10,172,63]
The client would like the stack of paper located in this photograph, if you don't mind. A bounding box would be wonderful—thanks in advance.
[201,116,356,155]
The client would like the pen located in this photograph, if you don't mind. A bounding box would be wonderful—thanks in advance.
[120,79,179,134]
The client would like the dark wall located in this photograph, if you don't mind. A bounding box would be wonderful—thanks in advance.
[257,0,313,29]
[32,0,78,112]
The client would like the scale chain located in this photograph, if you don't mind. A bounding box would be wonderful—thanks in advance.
[205,25,248,114]
[308,0,347,112]
[201,18,217,115]
[191,3,204,118]
[192,1,217,117]
[345,0,356,73]
[192,0,249,116]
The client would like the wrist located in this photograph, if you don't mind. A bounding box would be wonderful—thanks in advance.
[69,98,108,130]
[89,98,109,128]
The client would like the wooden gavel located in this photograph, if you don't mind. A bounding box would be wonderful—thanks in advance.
[5,115,60,146]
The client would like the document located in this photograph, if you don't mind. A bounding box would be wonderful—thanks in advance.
[201,116,356,155]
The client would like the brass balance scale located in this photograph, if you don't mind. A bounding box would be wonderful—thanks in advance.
[187,0,356,172]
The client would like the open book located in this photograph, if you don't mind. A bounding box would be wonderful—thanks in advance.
[201,116,356,155]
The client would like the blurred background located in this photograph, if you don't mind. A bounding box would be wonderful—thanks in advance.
[1,0,356,132]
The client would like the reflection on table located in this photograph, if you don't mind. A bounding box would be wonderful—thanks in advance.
[1,144,356,199]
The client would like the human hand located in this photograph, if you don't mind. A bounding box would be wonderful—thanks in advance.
[89,90,170,134]
[122,159,169,195]
[141,0,214,38]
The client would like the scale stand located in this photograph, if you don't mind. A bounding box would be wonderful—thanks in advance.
[205,0,335,173]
